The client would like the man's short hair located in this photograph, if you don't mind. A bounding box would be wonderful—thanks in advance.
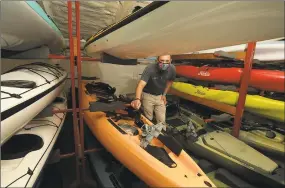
[157,55,172,60]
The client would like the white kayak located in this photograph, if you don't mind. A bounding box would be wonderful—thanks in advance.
[192,40,285,61]
[1,92,67,188]
[85,1,284,59]
[1,62,67,145]
[1,1,64,53]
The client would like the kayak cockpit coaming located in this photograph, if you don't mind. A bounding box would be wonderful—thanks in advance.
[1,95,67,188]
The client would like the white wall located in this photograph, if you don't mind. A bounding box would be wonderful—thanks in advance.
[96,63,147,94]
[46,59,147,94]
[1,58,147,95]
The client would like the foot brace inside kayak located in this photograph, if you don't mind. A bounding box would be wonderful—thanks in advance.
[1,134,44,160]
[145,145,177,168]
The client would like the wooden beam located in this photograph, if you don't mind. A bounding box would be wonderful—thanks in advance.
[232,42,256,138]
[172,51,246,60]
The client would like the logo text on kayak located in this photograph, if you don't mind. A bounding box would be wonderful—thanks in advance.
[198,71,210,76]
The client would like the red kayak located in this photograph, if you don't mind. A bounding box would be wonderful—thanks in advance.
[176,65,285,92]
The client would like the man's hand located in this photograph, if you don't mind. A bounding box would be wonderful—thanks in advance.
[131,99,141,110]
[161,95,167,105]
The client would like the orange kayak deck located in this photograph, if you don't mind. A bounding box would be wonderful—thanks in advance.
[81,83,215,187]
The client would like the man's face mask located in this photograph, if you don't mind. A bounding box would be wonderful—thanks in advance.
[157,59,170,71]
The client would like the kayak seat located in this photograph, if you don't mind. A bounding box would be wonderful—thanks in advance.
[1,134,44,160]
[118,123,139,136]
[166,118,185,127]
[1,80,36,88]
[145,145,177,168]
[166,103,179,117]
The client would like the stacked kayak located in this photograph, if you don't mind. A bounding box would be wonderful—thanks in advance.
[1,1,64,54]
[171,82,285,122]
[238,130,284,157]
[1,92,67,188]
[192,40,285,61]
[175,65,285,92]
[1,62,67,145]
[207,117,285,157]
[166,106,285,188]
[85,1,284,59]
[167,97,285,158]
[81,82,215,187]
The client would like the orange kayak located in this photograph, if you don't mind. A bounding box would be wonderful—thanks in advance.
[81,82,214,187]
[176,65,285,92]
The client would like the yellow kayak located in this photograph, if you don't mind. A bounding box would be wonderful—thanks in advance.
[172,82,285,122]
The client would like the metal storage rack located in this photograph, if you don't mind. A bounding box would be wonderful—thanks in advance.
[49,1,257,187]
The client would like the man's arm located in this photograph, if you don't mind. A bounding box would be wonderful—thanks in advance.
[135,65,151,99]
[163,65,176,95]
[131,65,151,109]
[135,80,147,99]
[163,81,173,96]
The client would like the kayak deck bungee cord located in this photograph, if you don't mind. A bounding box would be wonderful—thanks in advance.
[1,62,67,145]
[1,93,67,187]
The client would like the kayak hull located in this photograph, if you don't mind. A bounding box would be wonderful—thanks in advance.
[81,82,214,188]
[176,65,285,92]
[1,63,67,145]
[171,82,285,122]
[184,137,284,188]
[1,1,64,53]
[1,93,67,187]
[85,1,284,59]
[166,115,285,188]
[194,40,285,61]
[238,130,285,157]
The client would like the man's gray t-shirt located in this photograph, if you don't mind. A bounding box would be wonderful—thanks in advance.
[140,63,176,95]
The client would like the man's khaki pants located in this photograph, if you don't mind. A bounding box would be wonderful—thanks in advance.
[141,92,166,123]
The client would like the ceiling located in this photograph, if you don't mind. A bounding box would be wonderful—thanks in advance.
[39,1,151,42]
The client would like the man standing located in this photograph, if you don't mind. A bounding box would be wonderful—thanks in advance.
[131,55,176,123]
